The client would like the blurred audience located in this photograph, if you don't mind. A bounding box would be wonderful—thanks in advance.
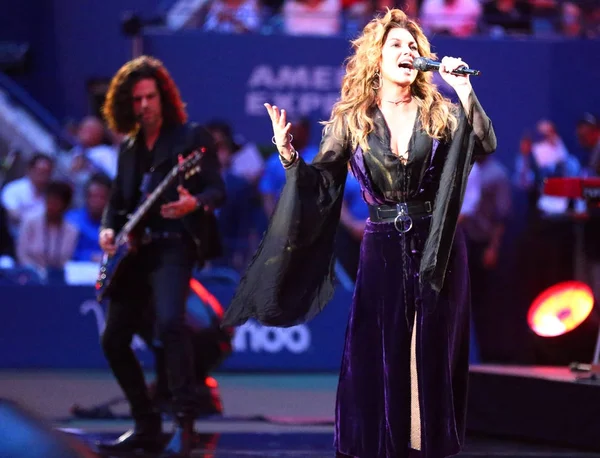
[65,173,112,263]
[212,135,262,272]
[57,116,118,208]
[283,0,342,35]
[16,180,78,282]
[420,0,482,37]
[1,153,54,235]
[515,119,580,216]
[160,0,600,38]
[207,120,265,186]
[481,0,533,36]
[576,113,600,176]
[202,0,263,32]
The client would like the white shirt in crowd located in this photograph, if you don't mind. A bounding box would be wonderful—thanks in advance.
[230,142,265,184]
[284,0,341,36]
[1,177,46,226]
[420,0,482,37]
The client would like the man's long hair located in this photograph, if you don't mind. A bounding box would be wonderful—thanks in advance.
[324,9,458,153]
[102,56,188,136]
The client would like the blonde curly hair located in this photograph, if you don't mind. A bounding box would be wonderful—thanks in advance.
[324,9,458,152]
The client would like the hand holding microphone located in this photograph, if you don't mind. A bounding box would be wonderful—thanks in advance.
[415,56,478,93]
[413,56,481,76]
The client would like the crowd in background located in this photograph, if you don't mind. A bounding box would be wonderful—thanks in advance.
[0,113,372,284]
[165,0,600,39]
[1,109,598,282]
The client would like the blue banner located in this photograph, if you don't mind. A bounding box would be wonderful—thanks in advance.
[0,282,351,372]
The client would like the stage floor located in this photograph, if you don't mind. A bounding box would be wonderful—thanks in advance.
[470,363,600,383]
[1,366,600,457]
[61,430,600,457]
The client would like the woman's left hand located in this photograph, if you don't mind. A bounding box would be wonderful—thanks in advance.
[438,56,472,91]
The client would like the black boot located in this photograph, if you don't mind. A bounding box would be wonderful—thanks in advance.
[161,416,194,458]
[97,412,164,453]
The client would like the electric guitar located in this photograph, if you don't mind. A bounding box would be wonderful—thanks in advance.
[95,149,203,302]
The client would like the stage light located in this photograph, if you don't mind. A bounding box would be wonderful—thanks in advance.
[527,281,594,337]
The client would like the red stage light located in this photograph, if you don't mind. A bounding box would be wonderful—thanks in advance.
[528,281,595,337]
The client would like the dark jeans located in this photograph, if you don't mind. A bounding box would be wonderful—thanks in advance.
[101,237,201,420]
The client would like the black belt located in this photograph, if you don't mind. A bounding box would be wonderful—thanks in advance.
[368,201,432,233]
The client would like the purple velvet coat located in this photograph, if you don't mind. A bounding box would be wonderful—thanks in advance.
[223,90,497,458]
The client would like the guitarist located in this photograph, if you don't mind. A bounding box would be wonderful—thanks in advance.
[97,56,226,457]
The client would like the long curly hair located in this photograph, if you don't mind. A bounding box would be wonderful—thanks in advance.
[102,56,188,136]
[324,9,458,152]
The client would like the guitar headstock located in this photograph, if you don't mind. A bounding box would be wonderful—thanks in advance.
[175,148,204,180]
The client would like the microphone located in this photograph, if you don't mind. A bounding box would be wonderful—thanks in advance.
[413,57,481,76]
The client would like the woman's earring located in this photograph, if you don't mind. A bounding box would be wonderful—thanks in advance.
[372,71,381,90]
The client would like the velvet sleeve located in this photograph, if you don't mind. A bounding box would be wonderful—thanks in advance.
[222,127,350,327]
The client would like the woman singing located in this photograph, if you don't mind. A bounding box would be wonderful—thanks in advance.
[223,8,496,458]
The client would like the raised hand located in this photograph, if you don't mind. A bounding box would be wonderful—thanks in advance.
[264,103,294,162]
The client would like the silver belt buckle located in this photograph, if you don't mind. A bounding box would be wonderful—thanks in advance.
[394,203,413,233]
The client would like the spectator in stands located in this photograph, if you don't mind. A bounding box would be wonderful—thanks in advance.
[259,116,318,217]
[65,173,111,263]
[201,0,262,32]
[515,120,580,215]
[344,0,420,37]
[480,0,533,36]
[77,117,118,178]
[576,112,600,176]
[58,116,118,208]
[529,0,560,36]
[206,120,265,185]
[213,137,261,271]
[1,153,53,234]
[420,0,482,37]
[16,180,78,281]
[560,2,585,37]
[283,0,342,35]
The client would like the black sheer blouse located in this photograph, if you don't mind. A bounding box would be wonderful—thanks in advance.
[364,106,439,204]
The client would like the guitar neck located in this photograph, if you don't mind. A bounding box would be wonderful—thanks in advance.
[116,168,178,243]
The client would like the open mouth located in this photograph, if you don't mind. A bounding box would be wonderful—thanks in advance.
[398,60,413,70]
